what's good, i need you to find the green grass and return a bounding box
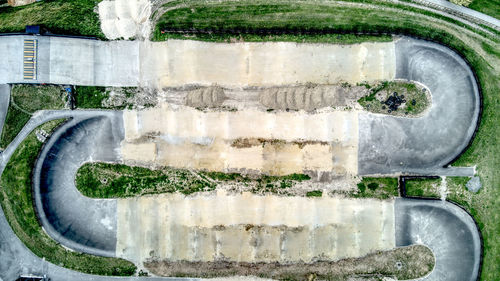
[12,84,65,113]
[0,120,136,275]
[306,190,323,197]
[0,0,104,38]
[405,178,441,197]
[0,85,65,149]
[357,81,429,116]
[74,86,144,109]
[76,163,313,198]
[153,3,500,277]
[156,32,392,44]
[469,0,500,20]
[74,86,109,109]
[76,162,217,198]
[352,177,399,199]
[203,171,311,194]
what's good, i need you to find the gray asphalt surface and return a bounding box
[33,113,124,257]
[410,0,500,29]
[0,84,10,146]
[358,38,480,176]
[395,198,481,281]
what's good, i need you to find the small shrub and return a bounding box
[306,190,323,197]
[367,182,379,190]
[357,182,366,193]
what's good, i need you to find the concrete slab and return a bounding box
[395,198,481,281]
[116,192,395,265]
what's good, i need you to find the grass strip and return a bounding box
[352,177,399,199]
[76,162,216,198]
[76,162,312,198]
[0,120,136,275]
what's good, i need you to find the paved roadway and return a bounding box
[0,84,9,147]
[409,0,500,29]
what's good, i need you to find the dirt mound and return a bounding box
[98,0,152,40]
[185,86,226,108]
[259,85,368,111]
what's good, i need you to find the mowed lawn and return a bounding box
[0,0,104,38]
[469,0,500,20]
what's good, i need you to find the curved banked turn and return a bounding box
[25,37,481,281]
[395,198,481,281]
[33,113,124,257]
[359,38,480,176]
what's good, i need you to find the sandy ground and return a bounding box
[120,103,359,176]
[7,0,35,6]
[116,190,395,265]
[139,40,396,89]
[98,0,152,40]
[145,245,432,280]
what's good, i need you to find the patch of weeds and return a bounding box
[306,190,322,197]
[352,177,398,199]
[405,178,441,198]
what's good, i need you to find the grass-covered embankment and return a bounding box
[469,0,500,20]
[0,85,65,149]
[153,1,500,279]
[0,120,136,275]
[0,0,104,38]
[76,162,312,198]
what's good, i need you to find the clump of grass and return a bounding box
[306,190,322,197]
[352,178,399,200]
[0,119,136,275]
[405,178,441,198]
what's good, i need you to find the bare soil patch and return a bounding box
[144,245,434,280]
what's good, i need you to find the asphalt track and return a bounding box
[0,37,482,280]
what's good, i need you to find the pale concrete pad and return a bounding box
[116,191,395,265]
[0,36,23,84]
[121,103,359,176]
[139,40,396,88]
[48,37,140,86]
